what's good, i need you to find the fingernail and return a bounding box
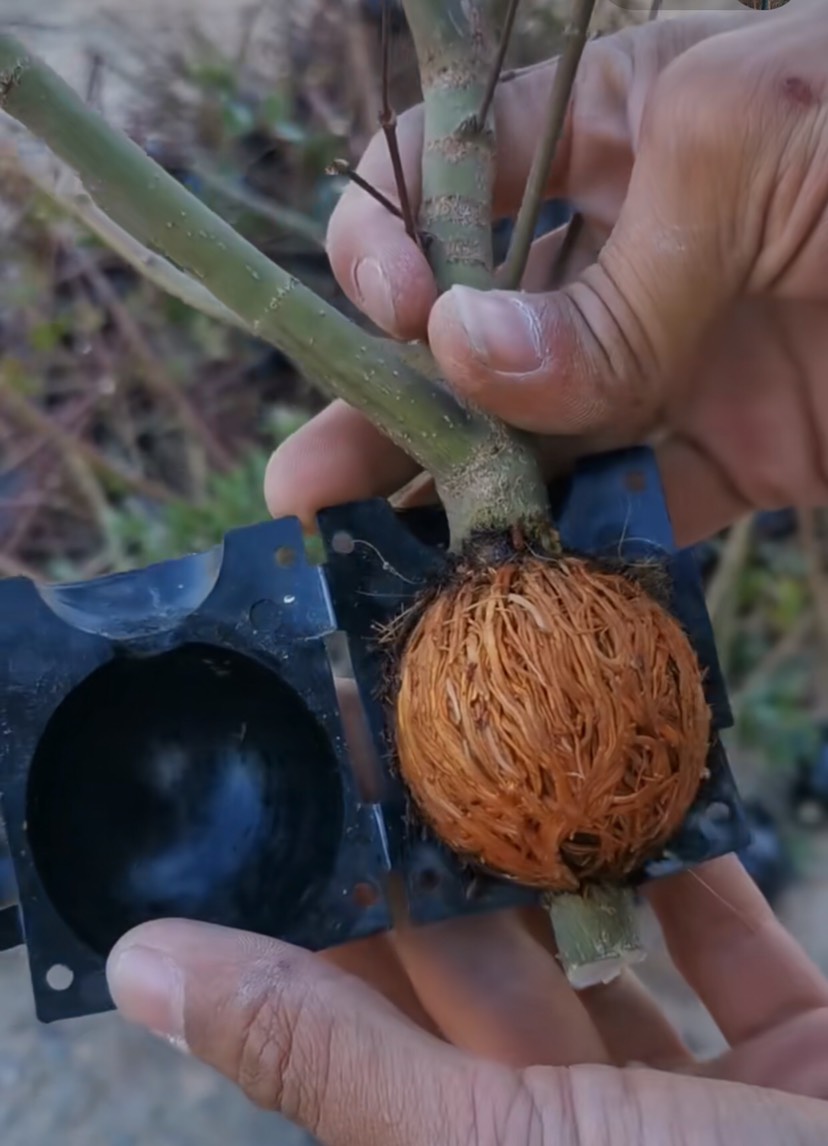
[107,945,186,1045]
[447,287,544,373]
[354,257,397,331]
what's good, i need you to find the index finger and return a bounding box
[646,855,828,1047]
[326,56,569,340]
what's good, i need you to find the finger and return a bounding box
[424,59,756,443]
[326,58,573,339]
[388,908,609,1068]
[327,10,749,340]
[319,934,442,1038]
[517,906,690,1068]
[655,435,752,548]
[265,400,419,526]
[695,1008,828,1100]
[528,1061,828,1144]
[503,217,599,295]
[646,856,828,1047]
[106,919,482,1146]
[580,972,690,1069]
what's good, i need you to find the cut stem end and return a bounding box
[546,885,646,988]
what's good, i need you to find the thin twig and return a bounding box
[327,158,405,220]
[345,0,381,143]
[84,51,104,109]
[235,1,268,71]
[798,508,828,718]
[77,251,233,476]
[706,516,753,625]
[0,382,172,504]
[475,0,521,131]
[500,0,597,290]
[731,608,812,720]
[2,143,251,333]
[0,387,116,552]
[547,210,584,290]
[706,515,754,672]
[379,0,419,244]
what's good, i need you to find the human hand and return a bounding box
[266,0,828,549]
[105,857,828,1145]
[104,7,828,1142]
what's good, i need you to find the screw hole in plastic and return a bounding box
[46,964,74,992]
[274,545,296,568]
[331,531,355,556]
[352,881,380,909]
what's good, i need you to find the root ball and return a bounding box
[392,554,711,891]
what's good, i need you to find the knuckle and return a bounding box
[558,274,659,435]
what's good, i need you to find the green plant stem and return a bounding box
[545,885,645,988]
[500,0,596,290]
[475,0,521,131]
[402,0,640,974]
[0,31,543,548]
[400,0,555,545]
[402,0,497,292]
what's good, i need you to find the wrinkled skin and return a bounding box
[108,4,828,1144]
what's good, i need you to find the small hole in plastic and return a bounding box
[46,964,74,992]
[416,868,440,893]
[274,545,296,568]
[331,531,355,555]
[353,882,380,909]
[707,801,731,823]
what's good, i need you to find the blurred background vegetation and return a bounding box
[0,0,822,896]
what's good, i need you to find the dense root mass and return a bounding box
[392,554,711,891]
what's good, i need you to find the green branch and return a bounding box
[0,31,545,546]
[402,0,497,292]
[399,0,551,540]
[403,0,643,977]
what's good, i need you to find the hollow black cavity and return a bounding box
[27,643,343,955]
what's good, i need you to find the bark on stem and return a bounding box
[402,0,642,973]
[0,32,542,547]
[402,0,496,291]
[400,0,555,543]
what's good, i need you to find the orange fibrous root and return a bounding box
[388,552,711,892]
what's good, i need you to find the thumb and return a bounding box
[106,919,487,1146]
[426,53,755,439]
